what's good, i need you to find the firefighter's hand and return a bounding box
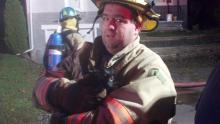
[70,74,108,112]
[79,71,109,99]
[79,70,109,87]
[50,112,66,124]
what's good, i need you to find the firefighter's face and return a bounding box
[101,3,141,55]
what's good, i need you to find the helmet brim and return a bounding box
[91,0,160,20]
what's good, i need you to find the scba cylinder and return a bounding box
[47,33,64,70]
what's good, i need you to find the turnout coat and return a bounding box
[33,36,177,124]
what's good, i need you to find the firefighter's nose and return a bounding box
[108,20,116,31]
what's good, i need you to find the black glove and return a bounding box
[50,112,66,124]
[75,71,109,110]
[85,68,120,93]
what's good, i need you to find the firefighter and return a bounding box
[43,7,91,77]
[33,0,177,124]
[58,6,84,56]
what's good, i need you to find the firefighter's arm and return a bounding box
[32,71,107,114]
[33,52,77,112]
[50,96,135,124]
[49,68,176,124]
[32,64,74,113]
[32,74,59,112]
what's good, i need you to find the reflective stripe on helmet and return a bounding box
[91,0,160,20]
[92,0,147,8]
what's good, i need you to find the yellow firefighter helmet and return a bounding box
[91,0,160,31]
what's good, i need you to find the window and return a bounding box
[64,0,81,11]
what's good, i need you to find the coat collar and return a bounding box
[106,36,141,68]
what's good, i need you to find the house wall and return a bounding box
[31,0,64,13]
[154,0,188,26]
[154,6,187,27]
[156,0,187,6]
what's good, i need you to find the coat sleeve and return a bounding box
[32,57,86,112]
[33,42,93,113]
[32,70,65,112]
[32,51,78,112]
[60,96,135,124]
[32,48,82,112]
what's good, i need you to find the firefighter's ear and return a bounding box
[142,18,159,32]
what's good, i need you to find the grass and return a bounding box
[0,53,44,124]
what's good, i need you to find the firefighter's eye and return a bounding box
[101,15,109,21]
[115,16,130,24]
[100,15,127,24]
[114,17,124,23]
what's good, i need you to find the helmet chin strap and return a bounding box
[87,15,100,34]
[87,7,103,34]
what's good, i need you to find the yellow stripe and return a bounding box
[105,97,135,124]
